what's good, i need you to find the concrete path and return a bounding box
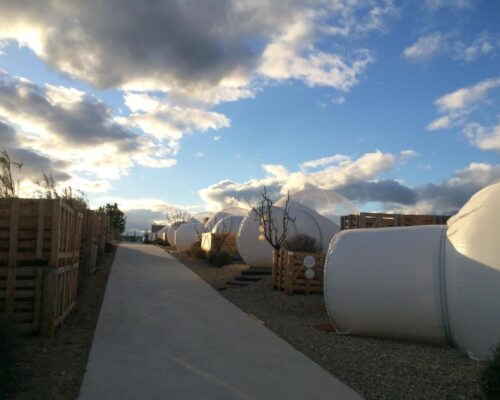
[79,243,362,400]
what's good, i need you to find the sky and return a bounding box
[0,0,499,232]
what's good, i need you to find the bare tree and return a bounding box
[251,186,294,251]
[0,150,23,198]
[165,208,192,228]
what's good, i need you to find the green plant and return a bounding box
[482,342,500,399]
[188,242,206,259]
[98,203,126,233]
[284,234,320,253]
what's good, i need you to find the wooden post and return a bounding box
[40,268,58,337]
[285,251,295,295]
[5,199,19,317]
[36,200,45,259]
[50,200,61,268]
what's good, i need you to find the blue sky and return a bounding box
[0,0,499,231]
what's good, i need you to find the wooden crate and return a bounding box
[82,210,100,244]
[201,233,239,257]
[80,210,99,274]
[272,249,326,295]
[0,266,43,332]
[0,198,83,335]
[97,212,110,255]
[341,212,450,230]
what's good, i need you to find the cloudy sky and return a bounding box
[0,0,499,231]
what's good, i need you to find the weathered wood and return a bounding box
[5,199,19,316]
[36,200,45,258]
[273,249,325,295]
[49,200,62,267]
[40,268,57,337]
[0,199,83,335]
[341,212,450,230]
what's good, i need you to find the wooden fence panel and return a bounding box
[0,198,83,336]
[272,250,325,295]
[341,212,450,230]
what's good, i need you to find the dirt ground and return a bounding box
[2,247,116,400]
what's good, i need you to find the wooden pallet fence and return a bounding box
[0,198,83,336]
[97,212,110,256]
[80,210,99,274]
[272,249,326,295]
[341,212,450,230]
[201,232,239,257]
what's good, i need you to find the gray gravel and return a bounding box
[219,277,486,400]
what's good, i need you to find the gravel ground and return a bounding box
[170,248,487,400]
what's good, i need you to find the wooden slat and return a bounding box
[36,200,45,258]
[5,199,20,316]
[50,200,61,267]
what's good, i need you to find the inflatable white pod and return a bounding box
[276,198,339,252]
[324,182,500,359]
[204,208,248,233]
[157,226,169,241]
[166,225,177,245]
[236,205,325,267]
[175,222,204,253]
[445,182,500,358]
[212,215,244,234]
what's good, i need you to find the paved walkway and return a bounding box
[79,243,362,400]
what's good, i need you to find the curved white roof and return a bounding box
[212,215,244,234]
[175,222,203,252]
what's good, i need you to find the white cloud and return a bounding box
[124,92,230,151]
[0,1,392,104]
[424,0,473,10]
[199,150,416,210]
[463,122,500,152]
[300,155,351,170]
[0,71,180,190]
[453,32,498,62]
[403,32,443,62]
[427,115,451,131]
[427,77,500,152]
[435,78,500,112]
[259,13,373,90]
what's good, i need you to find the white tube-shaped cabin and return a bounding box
[324,182,500,359]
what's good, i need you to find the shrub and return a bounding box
[482,342,500,399]
[208,251,232,267]
[284,234,320,253]
[188,242,206,259]
[105,241,115,253]
[152,238,167,246]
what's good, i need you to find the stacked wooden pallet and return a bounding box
[272,249,326,295]
[80,210,100,275]
[0,198,83,336]
[341,212,450,230]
